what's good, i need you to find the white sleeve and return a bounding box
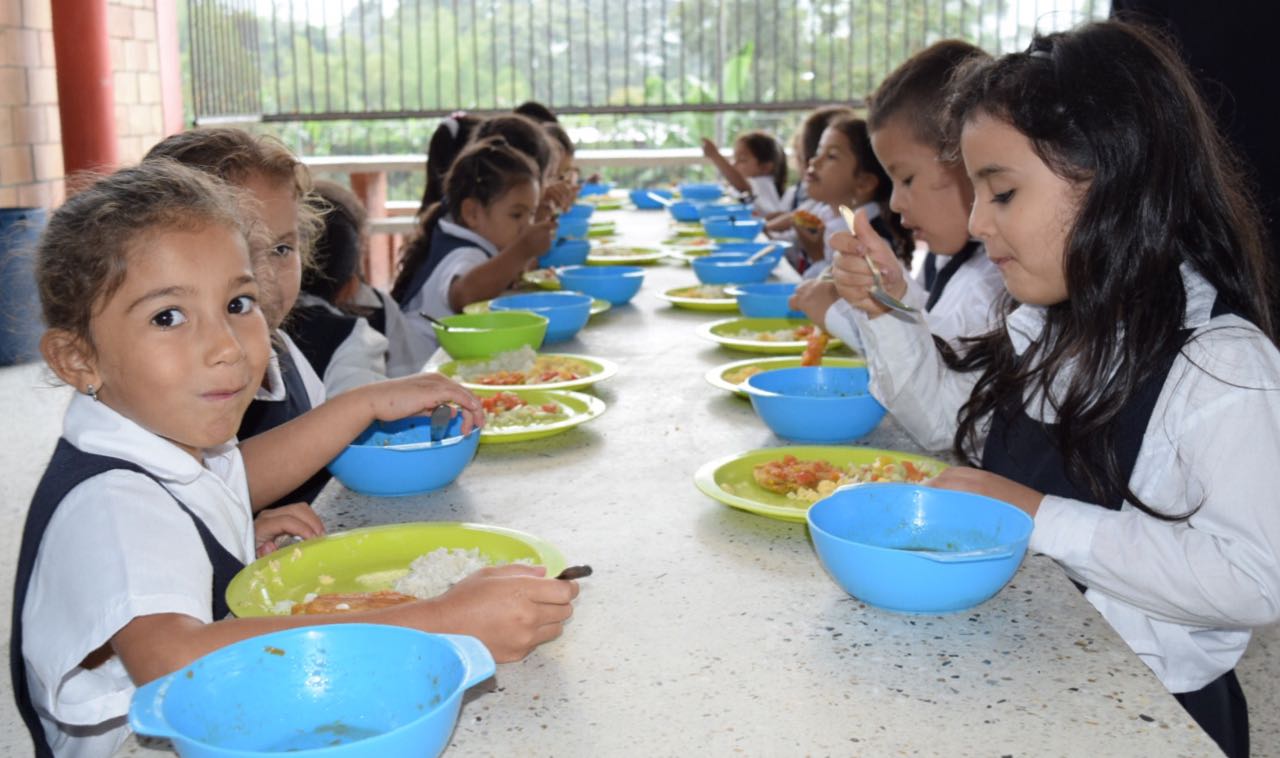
[822,299,865,353]
[854,307,982,452]
[419,247,491,320]
[747,176,785,216]
[22,471,214,726]
[1030,325,1280,628]
[922,255,1006,344]
[322,318,388,395]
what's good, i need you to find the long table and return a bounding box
[115,208,1220,756]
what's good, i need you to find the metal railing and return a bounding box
[185,0,1107,125]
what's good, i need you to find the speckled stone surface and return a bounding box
[1,209,1274,756]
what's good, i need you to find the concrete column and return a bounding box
[50,0,118,178]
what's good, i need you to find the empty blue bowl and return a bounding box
[698,203,754,221]
[714,240,793,259]
[538,239,590,268]
[727,282,805,318]
[667,200,704,223]
[130,624,495,757]
[580,182,612,196]
[556,215,590,240]
[678,182,724,202]
[559,202,594,220]
[691,253,777,285]
[704,217,765,240]
[808,484,1034,614]
[491,291,592,343]
[328,415,479,496]
[630,188,673,209]
[556,265,645,305]
[742,366,886,442]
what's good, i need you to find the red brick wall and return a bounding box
[0,0,168,210]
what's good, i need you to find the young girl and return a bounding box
[700,131,789,217]
[833,22,1280,757]
[766,105,851,240]
[791,116,907,279]
[11,161,580,757]
[418,112,481,214]
[392,137,556,357]
[143,128,354,510]
[792,41,1005,348]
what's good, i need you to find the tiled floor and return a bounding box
[0,360,1276,756]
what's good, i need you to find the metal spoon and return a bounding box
[418,312,485,332]
[428,404,452,443]
[836,205,918,315]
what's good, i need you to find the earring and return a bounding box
[86,384,98,401]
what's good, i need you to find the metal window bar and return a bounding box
[184,0,1108,127]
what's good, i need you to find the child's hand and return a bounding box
[789,280,839,329]
[429,564,579,662]
[355,374,485,432]
[794,221,826,261]
[765,214,794,233]
[538,181,577,218]
[512,217,559,262]
[928,467,1045,517]
[700,137,720,160]
[829,208,908,316]
[253,503,325,557]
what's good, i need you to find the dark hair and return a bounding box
[798,106,854,167]
[735,130,787,196]
[392,137,539,302]
[544,122,574,158]
[514,100,558,124]
[939,21,1275,518]
[305,180,366,303]
[419,114,481,214]
[144,127,321,269]
[826,115,912,264]
[36,160,251,347]
[475,114,553,177]
[868,39,989,150]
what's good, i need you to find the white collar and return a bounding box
[438,215,500,257]
[256,345,287,401]
[1004,263,1218,355]
[62,393,238,486]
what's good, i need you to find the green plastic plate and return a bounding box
[435,352,618,391]
[704,355,867,397]
[476,388,606,443]
[696,317,843,354]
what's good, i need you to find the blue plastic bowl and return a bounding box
[698,203,754,221]
[556,265,645,305]
[704,217,765,240]
[691,253,777,285]
[490,291,592,343]
[678,182,724,202]
[580,182,613,196]
[667,201,704,223]
[714,240,793,259]
[129,624,495,757]
[538,239,590,268]
[556,215,590,241]
[559,202,594,220]
[727,282,805,318]
[328,415,479,496]
[630,188,673,209]
[808,484,1034,614]
[742,366,887,442]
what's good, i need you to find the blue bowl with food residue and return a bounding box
[559,202,594,221]
[327,414,479,496]
[704,217,765,240]
[714,240,793,259]
[580,182,613,197]
[129,624,495,757]
[698,203,754,221]
[808,484,1033,614]
[556,215,590,241]
[667,200,704,223]
[678,182,724,202]
[557,265,645,305]
[742,366,886,442]
[538,239,590,268]
[691,253,777,285]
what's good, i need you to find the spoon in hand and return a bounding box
[836,205,918,315]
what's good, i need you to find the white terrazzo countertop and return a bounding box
[0,208,1227,756]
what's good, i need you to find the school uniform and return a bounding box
[351,283,430,376]
[822,240,1005,351]
[851,265,1280,758]
[745,175,786,217]
[397,217,500,359]
[12,394,255,757]
[238,330,328,509]
[286,292,388,396]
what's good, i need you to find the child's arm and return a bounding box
[700,138,751,193]
[109,564,581,684]
[238,373,484,510]
[449,218,557,310]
